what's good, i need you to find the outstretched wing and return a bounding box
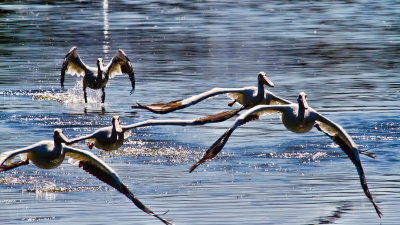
[189,105,287,172]
[0,146,33,170]
[314,115,375,158]
[61,46,93,87]
[121,119,199,132]
[266,90,293,105]
[132,87,252,114]
[121,109,243,134]
[191,108,244,125]
[314,113,382,217]
[105,49,135,94]
[67,133,96,146]
[64,146,172,225]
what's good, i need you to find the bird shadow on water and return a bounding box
[304,202,353,225]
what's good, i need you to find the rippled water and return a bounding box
[0,1,399,224]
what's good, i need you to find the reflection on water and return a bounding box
[102,0,110,56]
[0,0,399,224]
[312,202,352,225]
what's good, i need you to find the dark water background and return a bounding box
[0,1,399,224]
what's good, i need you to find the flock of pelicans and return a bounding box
[0,47,382,224]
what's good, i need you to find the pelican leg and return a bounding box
[83,84,88,103]
[228,100,236,107]
[87,141,95,149]
[0,159,29,172]
[101,87,105,103]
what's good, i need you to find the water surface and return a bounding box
[0,1,399,224]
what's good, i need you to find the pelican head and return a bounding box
[96,58,104,71]
[112,116,123,133]
[258,72,275,87]
[53,129,70,145]
[297,92,309,109]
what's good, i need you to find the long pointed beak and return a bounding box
[60,132,70,143]
[261,74,275,87]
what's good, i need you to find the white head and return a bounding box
[112,116,123,133]
[297,92,309,109]
[96,58,104,71]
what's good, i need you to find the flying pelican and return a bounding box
[61,46,135,103]
[0,129,172,225]
[189,92,381,218]
[68,113,243,151]
[132,72,291,122]
[69,116,126,151]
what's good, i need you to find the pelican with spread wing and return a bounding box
[189,92,381,218]
[0,129,172,225]
[132,72,291,122]
[61,46,135,103]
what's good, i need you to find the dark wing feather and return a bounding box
[77,161,172,224]
[65,147,172,224]
[0,159,29,172]
[106,49,135,94]
[193,108,243,125]
[190,128,234,173]
[314,115,382,217]
[132,87,251,114]
[315,123,375,158]
[189,111,260,172]
[190,105,284,172]
[132,100,185,114]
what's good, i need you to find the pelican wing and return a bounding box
[191,108,244,125]
[121,109,244,134]
[64,146,172,225]
[226,88,256,106]
[132,87,252,114]
[105,49,135,94]
[0,146,33,170]
[314,114,376,159]
[314,114,382,217]
[121,119,199,132]
[190,105,287,172]
[67,133,96,146]
[61,47,93,87]
[67,126,113,146]
[266,91,293,105]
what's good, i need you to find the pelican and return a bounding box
[189,92,381,218]
[68,113,243,151]
[61,46,135,103]
[132,72,291,122]
[69,116,125,151]
[0,129,172,225]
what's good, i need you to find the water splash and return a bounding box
[258,151,328,162]
[23,217,56,222]
[0,81,103,106]
[107,140,204,163]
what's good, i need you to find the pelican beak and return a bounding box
[59,132,70,143]
[113,117,123,133]
[259,72,275,87]
[298,93,309,109]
